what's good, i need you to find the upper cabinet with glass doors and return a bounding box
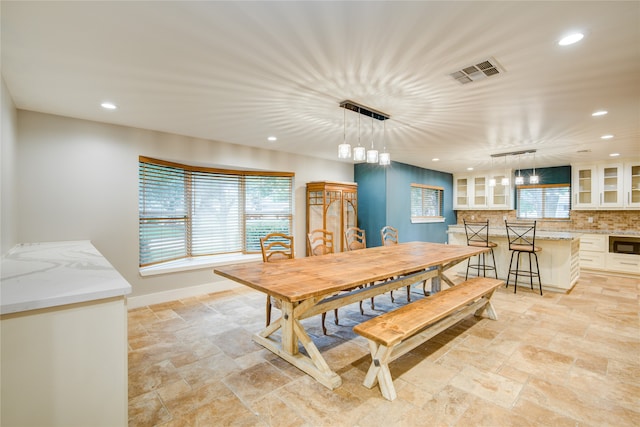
[572,161,639,209]
[625,162,640,208]
[453,170,513,210]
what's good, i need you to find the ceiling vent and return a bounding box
[450,57,503,84]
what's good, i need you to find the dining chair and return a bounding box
[345,227,373,312]
[307,228,335,256]
[379,226,428,300]
[345,227,366,251]
[505,221,543,295]
[307,229,340,334]
[463,219,498,279]
[260,233,294,327]
[380,225,399,247]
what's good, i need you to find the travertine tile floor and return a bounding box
[128,272,640,426]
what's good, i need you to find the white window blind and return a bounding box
[517,184,570,219]
[139,157,293,267]
[411,184,444,219]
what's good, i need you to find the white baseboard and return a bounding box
[127,279,241,309]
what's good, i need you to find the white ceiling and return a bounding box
[2,1,639,174]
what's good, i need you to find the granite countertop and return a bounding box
[568,229,640,237]
[447,225,579,240]
[1,240,132,315]
[448,225,639,240]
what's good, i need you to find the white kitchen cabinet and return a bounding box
[572,164,599,209]
[572,161,639,209]
[453,170,513,210]
[472,176,488,207]
[579,234,606,269]
[598,163,624,207]
[607,253,640,274]
[579,233,640,276]
[624,162,640,208]
[488,171,513,209]
[1,241,131,427]
[453,176,470,209]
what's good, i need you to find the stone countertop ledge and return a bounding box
[447,225,578,241]
[1,240,132,315]
[447,225,640,239]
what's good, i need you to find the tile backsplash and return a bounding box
[456,210,639,233]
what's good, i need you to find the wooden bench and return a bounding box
[353,277,504,401]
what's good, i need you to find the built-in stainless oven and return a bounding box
[609,236,640,255]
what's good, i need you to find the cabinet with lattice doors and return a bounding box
[306,181,358,254]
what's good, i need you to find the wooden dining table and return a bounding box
[214,241,490,390]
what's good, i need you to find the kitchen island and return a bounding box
[447,225,581,293]
[1,240,131,427]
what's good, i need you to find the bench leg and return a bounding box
[473,292,498,321]
[363,342,397,401]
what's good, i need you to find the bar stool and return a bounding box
[463,220,498,279]
[505,220,543,295]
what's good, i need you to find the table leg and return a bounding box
[280,301,298,355]
[431,266,442,293]
[252,297,342,390]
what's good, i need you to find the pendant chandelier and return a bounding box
[338,100,390,165]
[490,149,538,185]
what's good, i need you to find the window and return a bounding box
[139,157,293,267]
[517,184,570,219]
[410,184,445,223]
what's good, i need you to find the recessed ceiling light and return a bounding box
[559,33,584,46]
[432,158,440,162]
[592,110,608,117]
[100,102,117,110]
[267,136,277,142]
[467,167,474,171]
[609,153,620,157]
[601,134,614,139]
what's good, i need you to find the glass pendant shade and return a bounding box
[338,143,351,159]
[366,116,378,163]
[515,175,524,185]
[488,178,496,187]
[529,152,539,184]
[337,107,351,159]
[353,146,366,162]
[379,151,390,166]
[366,149,378,163]
[501,177,509,186]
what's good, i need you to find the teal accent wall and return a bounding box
[515,165,571,186]
[355,161,455,247]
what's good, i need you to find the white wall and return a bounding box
[15,111,353,297]
[1,78,18,254]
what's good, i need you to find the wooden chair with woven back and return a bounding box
[260,233,294,327]
[380,225,429,299]
[344,227,372,312]
[307,229,342,334]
